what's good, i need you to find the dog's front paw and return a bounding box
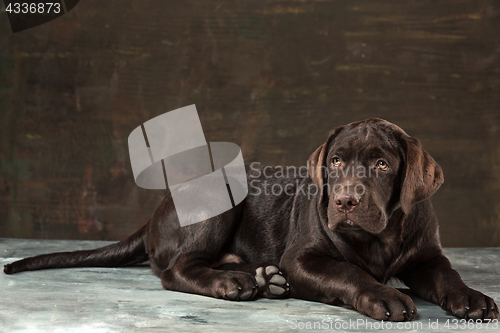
[255,265,289,298]
[355,286,417,322]
[440,288,499,320]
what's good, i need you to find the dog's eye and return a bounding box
[376,160,388,170]
[332,157,341,167]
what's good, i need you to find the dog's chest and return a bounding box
[342,232,405,283]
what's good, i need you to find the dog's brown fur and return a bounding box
[5,118,498,321]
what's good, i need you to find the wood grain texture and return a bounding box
[0,0,499,246]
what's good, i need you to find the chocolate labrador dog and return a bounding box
[4,118,498,322]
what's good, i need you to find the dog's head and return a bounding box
[307,118,444,234]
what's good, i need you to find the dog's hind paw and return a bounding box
[255,265,289,298]
[221,271,259,301]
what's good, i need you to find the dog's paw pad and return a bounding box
[255,265,289,299]
[255,267,266,287]
[269,285,286,295]
[270,274,286,285]
[265,265,279,275]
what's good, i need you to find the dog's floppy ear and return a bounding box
[398,135,444,214]
[307,126,344,204]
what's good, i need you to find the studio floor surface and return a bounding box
[0,238,499,333]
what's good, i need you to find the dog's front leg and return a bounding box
[280,249,417,321]
[397,254,499,320]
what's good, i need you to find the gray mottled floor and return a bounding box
[0,238,499,332]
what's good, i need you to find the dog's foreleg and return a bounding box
[280,249,417,321]
[397,254,499,320]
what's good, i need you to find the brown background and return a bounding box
[0,0,499,246]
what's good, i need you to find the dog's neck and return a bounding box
[324,207,408,283]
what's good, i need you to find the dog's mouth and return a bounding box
[334,211,387,233]
[336,217,363,231]
[328,201,387,234]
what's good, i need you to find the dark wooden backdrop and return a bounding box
[1,0,499,246]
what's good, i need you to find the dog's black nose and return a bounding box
[335,194,360,213]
